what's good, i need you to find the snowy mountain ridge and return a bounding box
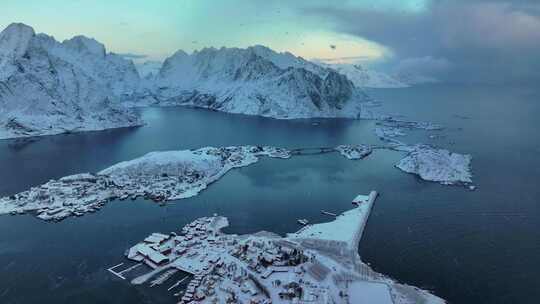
[136,45,368,119]
[0,23,142,139]
[0,23,374,139]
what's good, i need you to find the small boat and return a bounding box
[297,219,309,225]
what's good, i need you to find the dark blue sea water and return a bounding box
[0,84,538,304]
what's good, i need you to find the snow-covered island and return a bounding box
[0,23,142,139]
[0,144,474,221]
[367,115,472,186]
[335,142,473,186]
[395,144,473,185]
[0,146,290,221]
[109,192,445,304]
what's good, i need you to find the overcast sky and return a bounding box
[2,0,539,84]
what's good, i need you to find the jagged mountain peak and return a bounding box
[0,23,35,57]
[171,49,189,58]
[160,45,329,82]
[150,45,365,119]
[0,22,35,39]
[62,35,106,58]
[247,45,327,76]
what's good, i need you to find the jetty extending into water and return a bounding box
[290,191,378,253]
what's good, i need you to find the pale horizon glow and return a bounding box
[0,0,403,63]
[5,0,534,83]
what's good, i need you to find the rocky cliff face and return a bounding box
[0,23,142,139]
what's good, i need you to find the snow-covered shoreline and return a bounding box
[0,120,144,141]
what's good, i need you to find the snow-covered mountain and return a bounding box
[1,23,373,138]
[0,23,142,139]
[138,45,368,119]
[322,63,409,89]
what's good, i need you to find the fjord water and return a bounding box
[0,85,539,304]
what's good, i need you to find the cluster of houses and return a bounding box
[124,214,352,304]
[1,173,113,221]
[1,164,210,221]
[1,145,295,222]
[113,192,424,304]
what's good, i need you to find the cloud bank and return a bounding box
[304,0,540,84]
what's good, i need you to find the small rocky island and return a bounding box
[396,145,473,185]
[108,192,445,303]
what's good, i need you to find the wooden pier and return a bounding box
[107,263,126,280]
[107,262,143,280]
[167,275,190,291]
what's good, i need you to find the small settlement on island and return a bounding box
[108,192,446,304]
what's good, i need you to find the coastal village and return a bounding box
[0,146,292,221]
[108,192,445,304]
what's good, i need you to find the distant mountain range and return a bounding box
[2,23,419,139]
[133,45,367,119]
